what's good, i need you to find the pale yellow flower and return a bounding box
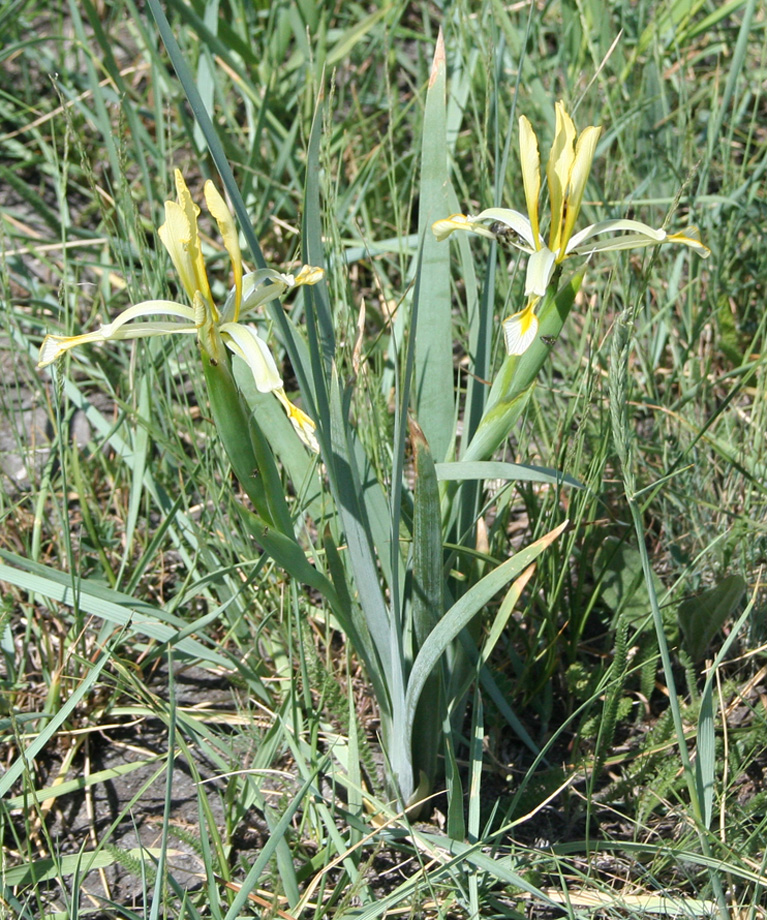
[39,169,322,450]
[433,102,710,355]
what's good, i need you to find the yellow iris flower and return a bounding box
[433,102,710,355]
[38,169,322,450]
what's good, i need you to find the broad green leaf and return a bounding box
[327,373,392,678]
[203,351,276,529]
[404,521,568,745]
[409,418,444,790]
[695,684,716,828]
[443,712,465,841]
[232,355,323,521]
[595,536,669,633]
[678,575,746,662]
[302,95,335,362]
[414,28,453,463]
[411,419,444,648]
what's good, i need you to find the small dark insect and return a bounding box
[489,221,523,245]
[251,468,260,478]
[540,335,557,346]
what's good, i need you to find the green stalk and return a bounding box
[202,351,292,535]
[462,271,581,464]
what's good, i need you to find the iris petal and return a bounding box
[432,213,497,242]
[158,201,199,305]
[518,115,541,247]
[474,207,539,250]
[502,302,540,356]
[205,181,243,322]
[561,125,601,249]
[524,247,557,297]
[220,321,283,393]
[546,102,577,254]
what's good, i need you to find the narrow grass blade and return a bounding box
[0,554,230,667]
[436,460,584,489]
[695,585,755,829]
[325,7,389,66]
[0,644,113,798]
[119,374,151,581]
[1,848,183,887]
[149,653,177,920]
[467,686,484,916]
[221,760,328,920]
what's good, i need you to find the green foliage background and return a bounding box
[1,0,766,917]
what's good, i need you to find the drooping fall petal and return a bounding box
[502,301,540,356]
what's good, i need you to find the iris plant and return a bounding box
[38,169,322,449]
[433,102,710,354]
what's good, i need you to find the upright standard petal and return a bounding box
[205,181,243,322]
[561,124,601,251]
[518,115,542,248]
[546,102,577,255]
[158,201,199,306]
[172,169,213,310]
